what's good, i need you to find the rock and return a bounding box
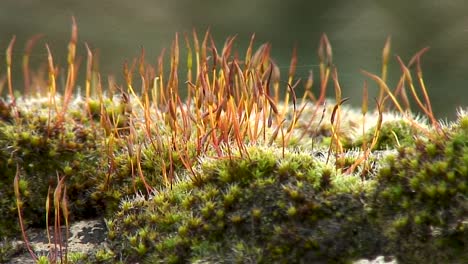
[5,219,107,264]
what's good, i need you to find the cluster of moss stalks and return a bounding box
[0,96,160,238]
[0,24,467,263]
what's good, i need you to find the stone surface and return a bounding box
[354,256,397,264]
[5,219,107,264]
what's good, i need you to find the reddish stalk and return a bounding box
[14,165,38,262]
[22,34,44,96]
[61,17,78,125]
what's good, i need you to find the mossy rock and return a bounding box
[107,146,384,263]
[0,97,173,239]
[370,113,468,263]
[0,107,109,237]
[105,115,468,263]
[0,27,467,263]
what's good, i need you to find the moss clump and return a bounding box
[0,101,105,237]
[107,146,384,263]
[105,113,468,263]
[371,113,468,263]
[0,97,173,238]
[351,119,422,150]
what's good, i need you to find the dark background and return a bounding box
[1,0,467,119]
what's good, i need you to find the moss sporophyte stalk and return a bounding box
[0,19,466,264]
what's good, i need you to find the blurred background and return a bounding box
[1,0,467,119]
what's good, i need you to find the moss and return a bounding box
[0,110,103,236]
[107,146,384,263]
[100,113,468,263]
[1,27,466,264]
[371,115,468,263]
[0,97,174,238]
[352,119,422,150]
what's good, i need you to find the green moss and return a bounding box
[106,146,383,263]
[94,248,115,262]
[101,114,468,263]
[36,256,50,264]
[352,120,421,150]
[0,97,173,238]
[371,116,468,263]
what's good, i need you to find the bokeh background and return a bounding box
[1,0,467,119]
